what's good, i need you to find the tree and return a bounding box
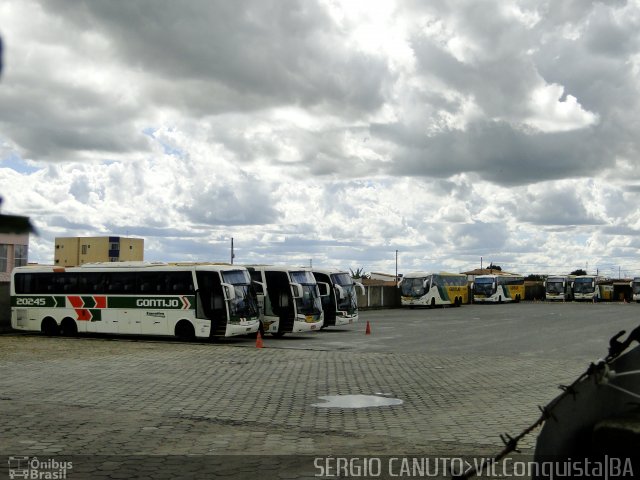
[525,274,545,281]
[570,269,587,276]
[487,263,502,271]
[350,267,369,279]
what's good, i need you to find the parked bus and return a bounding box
[544,275,575,301]
[573,275,607,301]
[10,262,261,339]
[312,269,365,327]
[472,274,524,303]
[399,272,468,307]
[247,265,325,336]
[631,277,640,303]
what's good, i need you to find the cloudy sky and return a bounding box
[1,0,640,277]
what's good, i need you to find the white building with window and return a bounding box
[0,233,29,283]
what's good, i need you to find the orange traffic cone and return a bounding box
[256,331,264,348]
[365,321,371,335]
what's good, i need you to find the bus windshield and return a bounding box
[221,270,259,319]
[290,271,322,316]
[331,273,353,286]
[474,277,495,296]
[633,281,640,295]
[573,278,594,294]
[400,277,426,298]
[546,280,564,294]
[331,273,357,314]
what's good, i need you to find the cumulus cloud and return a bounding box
[2,0,640,276]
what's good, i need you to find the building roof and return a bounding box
[462,268,519,276]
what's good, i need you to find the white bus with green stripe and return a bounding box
[247,265,326,336]
[10,262,260,339]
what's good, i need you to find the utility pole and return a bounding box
[230,237,235,265]
[395,250,398,286]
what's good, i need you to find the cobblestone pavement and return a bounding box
[0,303,635,479]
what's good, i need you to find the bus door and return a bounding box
[314,272,336,326]
[265,271,295,333]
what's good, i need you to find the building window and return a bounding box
[109,242,120,251]
[81,245,88,255]
[0,244,7,273]
[14,245,28,267]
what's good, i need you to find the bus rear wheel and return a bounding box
[41,317,59,336]
[175,320,195,341]
[430,298,436,308]
[60,318,78,336]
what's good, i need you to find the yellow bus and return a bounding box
[472,274,524,303]
[399,272,468,307]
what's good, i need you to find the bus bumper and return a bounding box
[225,320,260,337]
[334,314,359,326]
[292,318,323,332]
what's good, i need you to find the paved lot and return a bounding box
[0,302,638,479]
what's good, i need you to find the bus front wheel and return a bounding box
[175,320,195,341]
[430,298,436,308]
[41,317,59,336]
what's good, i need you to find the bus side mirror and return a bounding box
[318,282,330,297]
[630,281,633,288]
[470,282,474,290]
[221,283,236,301]
[291,283,303,299]
[334,284,344,299]
[355,282,365,296]
[492,283,496,289]
[252,280,264,295]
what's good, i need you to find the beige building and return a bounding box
[0,233,29,282]
[54,236,144,267]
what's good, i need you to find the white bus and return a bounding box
[472,274,524,303]
[247,265,325,336]
[631,277,640,303]
[544,275,575,301]
[573,275,606,301]
[399,272,469,308]
[10,262,261,339]
[312,269,365,327]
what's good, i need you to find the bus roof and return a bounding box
[402,271,466,278]
[245,264,312,272]
[312,268,349,275]
[12,262,247,273]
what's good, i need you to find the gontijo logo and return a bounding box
[136,297,191,309]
